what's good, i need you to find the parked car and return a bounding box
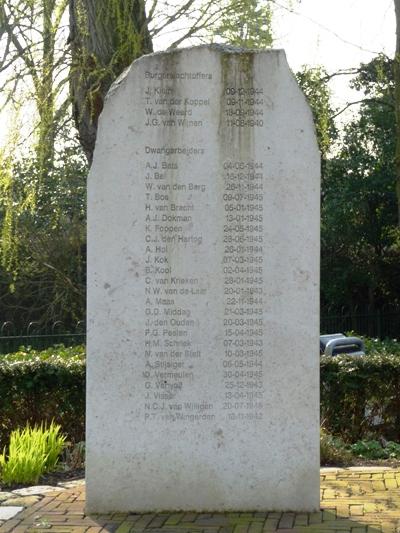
[320,333,365,357]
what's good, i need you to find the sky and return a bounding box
[273,0,394,70]
[154,0,395,114]
[270,0,395,110]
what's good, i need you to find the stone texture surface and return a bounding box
[0,470,399,531]
[2,496,40,507]
[0,494,14,504]
[87,45,320,512]
[12,486,63,496]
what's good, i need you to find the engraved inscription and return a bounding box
[141,67,267,423]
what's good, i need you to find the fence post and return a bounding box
[377,309,382,339]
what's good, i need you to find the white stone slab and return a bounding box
[12,486,62,496]
[87,45,320,513]
[0,506,24,520]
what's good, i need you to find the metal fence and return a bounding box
[0,321,86,355]
[321,309,400,339]
[1,311,399,354]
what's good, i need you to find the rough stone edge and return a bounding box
[100,44,319,169]
[0,479,84,502]
[106,44,286,102]
[11,485,63,496]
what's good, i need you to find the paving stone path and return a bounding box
[0,468,399,532]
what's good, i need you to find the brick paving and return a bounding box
[0,468,400,532]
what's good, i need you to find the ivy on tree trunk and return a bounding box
[69,0,153,163]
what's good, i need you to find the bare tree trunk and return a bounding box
[394,0,400,224]
[37,0,56,177]
[69,0,153,163]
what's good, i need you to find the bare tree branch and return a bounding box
[150,0,196,37]
[331,98,395,120]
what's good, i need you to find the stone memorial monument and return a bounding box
[87,45,320,513]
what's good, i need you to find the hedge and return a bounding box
[0,346,85,446]
[321,354,400,441]
[1,346,400,445]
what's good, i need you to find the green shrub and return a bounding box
[320,428,352,465]
[320,428,400,464]
[350,440,400,460]
[321,353,400,441]
[2,344,400,450]
[2,345,85,362]
[0,422,66,485]
[361,336,400,356]
[0,346,85,445]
